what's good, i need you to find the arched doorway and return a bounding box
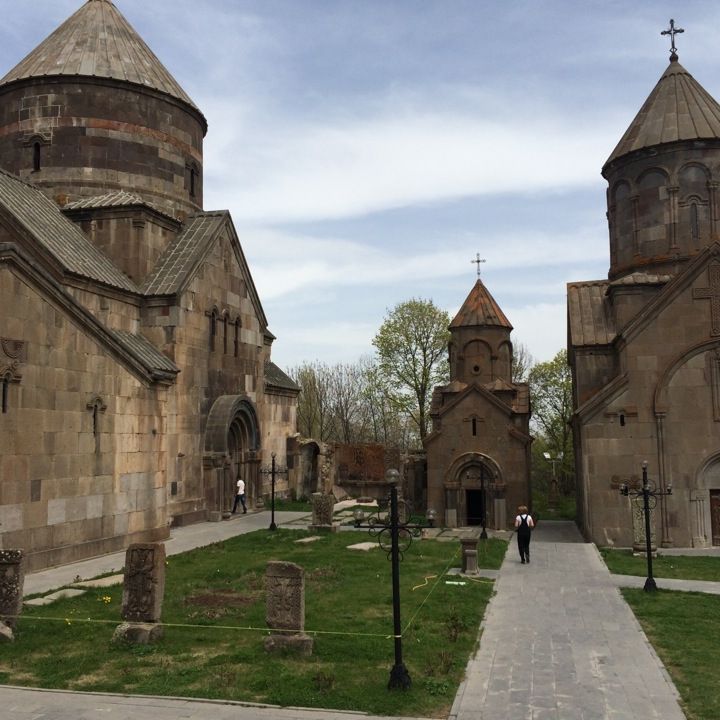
[443,452,504,528]
[695,454,720,546]
[204,395,261,519]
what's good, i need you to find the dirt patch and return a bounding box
[185,590,258,609]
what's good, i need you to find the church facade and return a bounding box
[0,0,298,570]
[424,279,531,529]
[569,52,720,548]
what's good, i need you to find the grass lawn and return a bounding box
[3,530,506,717]
[622,589,720,720]
[600,548,720,581]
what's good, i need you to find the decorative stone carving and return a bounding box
[0,338,25,382]
[112,543,165,644]
[0,549,25,638]
[310,492,336,532]
[264,561,313,655]
[632,502,657,555]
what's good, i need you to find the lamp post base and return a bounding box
[643,576,657,592]
[388,663,412,690]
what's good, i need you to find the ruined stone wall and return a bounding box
[0,266,169,570]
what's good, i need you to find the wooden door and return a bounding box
[711,490,720,546]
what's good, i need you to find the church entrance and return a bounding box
[466,489,485,526]
[711,490,720,546]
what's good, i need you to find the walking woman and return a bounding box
[515,505,534,563]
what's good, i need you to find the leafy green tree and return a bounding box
[372,298,450,440]
[528,349,574,491]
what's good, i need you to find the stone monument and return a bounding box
[460,537,479,575]
[0,549,24,641]
[112,542,166,644]
[632,503,657,555]
[309,492,337,532]
[264,561,313,655]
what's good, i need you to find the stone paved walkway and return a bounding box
[4,516,700,719]
[449,521,686,720]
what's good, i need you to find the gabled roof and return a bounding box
[265,361,300,393]
[0,0,201,116]
[450,279,512,329]
[110,329,179,382]
[141,211,228,296]
[567,280,616,348]
[62,190,178,222]
[141,210,269,329]
[604,58,720,170]
[0,169,136,292]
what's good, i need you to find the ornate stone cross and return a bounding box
[661,19,684,61]
[693,261,720,336]
[471,252,486,278]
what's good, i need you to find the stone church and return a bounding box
[0,0,298,570]
[569,50,720,548]
[424,278,531,528]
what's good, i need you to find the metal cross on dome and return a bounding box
[471,253,486,278]
[661,19,684,61]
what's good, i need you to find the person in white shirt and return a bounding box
[232,476,247,514]
[514,505,534,563]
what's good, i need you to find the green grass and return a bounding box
[622,589,720,720]
[601,548,720,581]
[5,530,507,717]
[271,498,312,512]
[531,492,576,521]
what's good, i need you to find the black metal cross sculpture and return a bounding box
[661,19,684,61]
[353,468,431,690]
[619,461,672,592]
[259,452,287,531]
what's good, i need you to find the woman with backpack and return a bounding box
[515,505,534,563]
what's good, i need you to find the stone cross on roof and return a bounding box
[471,253,486,278]
[661,19,684,61]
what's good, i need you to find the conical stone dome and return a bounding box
[0,0,206,217]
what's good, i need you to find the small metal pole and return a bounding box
[388,484,411,690]
[269,452,277,531]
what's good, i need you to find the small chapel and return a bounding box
[0,0,298,570]
[569,32,720,548]
[424,276,531,528]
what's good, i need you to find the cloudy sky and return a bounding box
[3,1,720,371]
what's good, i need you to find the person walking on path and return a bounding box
[514,505,534,563]
[232,476,247,514]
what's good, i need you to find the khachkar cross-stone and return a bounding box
[693,261,720,336]
[471,252,486,278]
[661,19,684,61]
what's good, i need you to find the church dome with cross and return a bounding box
[603,20,720,281]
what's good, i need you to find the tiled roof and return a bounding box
[63,190,177,220]
[0,0,201,114]
[605,59,720,169]
[264,362,300,392]
[0,169,136,292]
[110,329,179,380]
[141,211,227,295]
[450,279,512,329]
[567,280,616,347]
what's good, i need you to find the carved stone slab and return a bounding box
[460,537,479,575]
[310,492,336,531]
[632,503,657,554]
[120,543,165,623]
[0,549,25,631]
[264,560,313,655]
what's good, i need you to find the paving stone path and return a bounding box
[449,521,686,720]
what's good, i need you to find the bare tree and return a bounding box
[511,339,534,383]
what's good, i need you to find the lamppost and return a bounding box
[543,451,563,508]
[353,468,430,690]
[619,461,672,592]
[259,452,287,531]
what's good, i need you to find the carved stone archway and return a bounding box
[203,395,261,519]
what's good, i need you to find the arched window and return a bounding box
[190,168,196,198]
[1,376,8,413]
[32,142,41,172]
[223,314,228,354]
[234,318,241,357]
[209,309,217,351]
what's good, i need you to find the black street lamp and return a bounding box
[260,452,287,531]
[353,468,430,690]
[619,461,672,592]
